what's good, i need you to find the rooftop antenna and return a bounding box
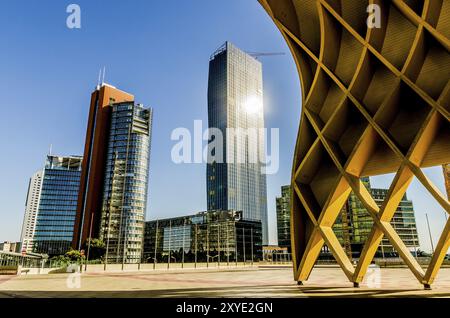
[49,144,53,156]
[97,69,102,88]
[102,66,106,85]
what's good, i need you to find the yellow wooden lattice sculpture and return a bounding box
[259,0,450,288]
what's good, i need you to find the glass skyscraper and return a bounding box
[100,102,153,263]
[207,42,269,244]
[33,155,82,256]
[20,170,43,253]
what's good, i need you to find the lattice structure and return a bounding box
[259,0,450,288]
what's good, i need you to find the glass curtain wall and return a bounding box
[100,102,153,264]
[143,210,262,265]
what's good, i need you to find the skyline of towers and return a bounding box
[206,42,269,245]
[13,43,446,259]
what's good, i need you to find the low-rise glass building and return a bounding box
[143,210,262,264]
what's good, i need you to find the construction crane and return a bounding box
[246,52,286,59]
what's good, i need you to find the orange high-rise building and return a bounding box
[72,83,134,250]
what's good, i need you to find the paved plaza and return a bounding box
[1,266,450,298]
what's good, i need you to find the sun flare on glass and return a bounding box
[244,96,262,114]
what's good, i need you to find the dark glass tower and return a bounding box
[207,42,269,244]
[33,155,82,255]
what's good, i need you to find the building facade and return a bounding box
[33,155,82,256]
[206,42,269,244]
[73,83,153,264]
[333,178,420,257]
[0,242,21,253]
[372,188,420,255]
[276,185,291,251]
[99,102,153,264]
[143,210,262,264]
[20,171,43,253]
[73,83,135,250]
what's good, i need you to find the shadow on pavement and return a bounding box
[1,284,448,298]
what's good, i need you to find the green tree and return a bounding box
[83,238,106,261]
[50,254,70,267]
[65,248,85,262]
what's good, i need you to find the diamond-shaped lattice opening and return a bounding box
[414,30,450,100]
[420,112,450,168]
[322,99,369,166]
[375,82,431,155]
[292,0,321,55]
[350,51,399,116]
[305,69,346,129]
[408,169,449,263]
[436,0,450,39]
[346,126,402,178]
[402,0,425,17]
[295,140,342,219]
[291,185,319,267]
[321,9,364,87]
[369,173,419,258]
[285,35,318,97]
[379,3,418,70]
[332,0,369,37]
[294,115,318,169]
[332,177,374,259]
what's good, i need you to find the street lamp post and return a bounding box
[195,224,198,269]
[426,213,435,254]
[250,228,254,266]
[153,220,159,270]
[217,223,220,267]
[168,220,172,269]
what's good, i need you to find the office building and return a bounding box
[143,210,262,264]
[333,178,420,257]
[372,188,420,255]
[20,171,43,253]
[207,42,269,244]
[276,185,291,251]
[99,102,153,263]
[73,83,135,250]
[262,245,290,262]
[73,83,153,263]
[0,241,21,253]
[33,155,82,255]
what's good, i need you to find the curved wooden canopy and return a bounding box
[259,0,450,287]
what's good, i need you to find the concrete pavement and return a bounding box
[1,266,449,298]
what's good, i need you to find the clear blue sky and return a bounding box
[0,1,447,252]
